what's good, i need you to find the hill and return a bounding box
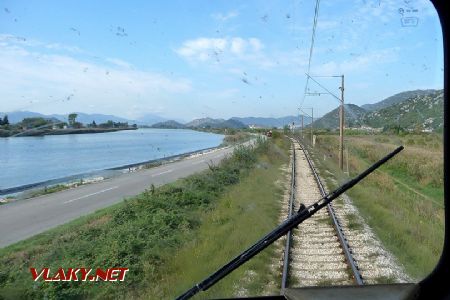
[214,119,247,129]
[0,111,51,124]
[362,89,443,131]
[185,118,247,129]
[312,104,367,129]
[136,113,167,125]
[231,115,311,128]
[185,118,225,128]
[361,89,438,111]
[151,120,186,129]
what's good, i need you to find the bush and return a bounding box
[0,141,271,299]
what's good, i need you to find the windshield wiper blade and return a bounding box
[176,145,404,300]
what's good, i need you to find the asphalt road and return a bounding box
[0,144,244,248]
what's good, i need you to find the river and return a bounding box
[0,128,224,193]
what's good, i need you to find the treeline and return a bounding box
[0,115,9,126]
[0,113,137,137]
[89,120,136,129]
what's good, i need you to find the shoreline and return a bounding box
[2,127,136,138]
[0,144,229,197]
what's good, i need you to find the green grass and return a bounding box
[0,135,289,299]
[221,131,252,146]
[316,217,333,227]
[297,132,444,280]
[346,213,363,231]
[27,184,71,198]
[154,141,289,298]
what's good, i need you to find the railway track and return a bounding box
[279,137,410,290]
[281,138,363,289]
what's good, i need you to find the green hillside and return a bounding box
[361,89,438,111]
[312,104,367,129]
[312,89,443,132]
[363,90,443,132]
[151,120,186,129]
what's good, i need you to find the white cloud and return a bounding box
[0,39,191,119]
[311,47,400,74]
[248,38,263,52]
[176,36,274,68]
[230,38,246,55]
[105,57,132,68]
[0,34,86,54]
[175,36,311,75]
[176,38,228,61]
[211,11,239,22]
[317,20,340,31]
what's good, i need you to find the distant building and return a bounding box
[359,125,382,133]
[249,124,263,129]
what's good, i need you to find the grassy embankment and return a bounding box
[221,131,252,146]
[195,128,253,147]
[0,134,290,299]
[297,132,444,280]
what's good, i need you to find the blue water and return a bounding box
[0,129,223,191]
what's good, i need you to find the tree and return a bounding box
[73,122,83,129]
[91,120,97,128]
[1,115,9,126]
[20,117,48,129]
[68,113,78,127]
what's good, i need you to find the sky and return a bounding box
[0,0,444,121]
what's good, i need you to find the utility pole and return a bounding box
[301,115,304,139]
[311,108,314,146]
[299,107,313,145]
[339,75,344,171]
[304,73,345,168]
[346,148,349,175]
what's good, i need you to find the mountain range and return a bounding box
[1,89,443,132]
[152,118,255,129]
[362,90,443,131]
[361,89,438,111]
[0,111,303,129]
[0,111,167,126]
[231,116,312,128]
[312,104,366,129]
[313,89,444,132]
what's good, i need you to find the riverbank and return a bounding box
[0,128,224,192]
[0,144,230,200]
[0,135,289,299]
[0,141,243,248]
[0,127,136,137]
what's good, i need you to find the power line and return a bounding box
[300,0,321,109]
[305,73,341,102]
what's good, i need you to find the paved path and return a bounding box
[0,144,245,248]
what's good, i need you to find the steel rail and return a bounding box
[175,143,403,300]
[281,140,296,290]
[296,137,364,285]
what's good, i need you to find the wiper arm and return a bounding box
[176,145,404,300]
